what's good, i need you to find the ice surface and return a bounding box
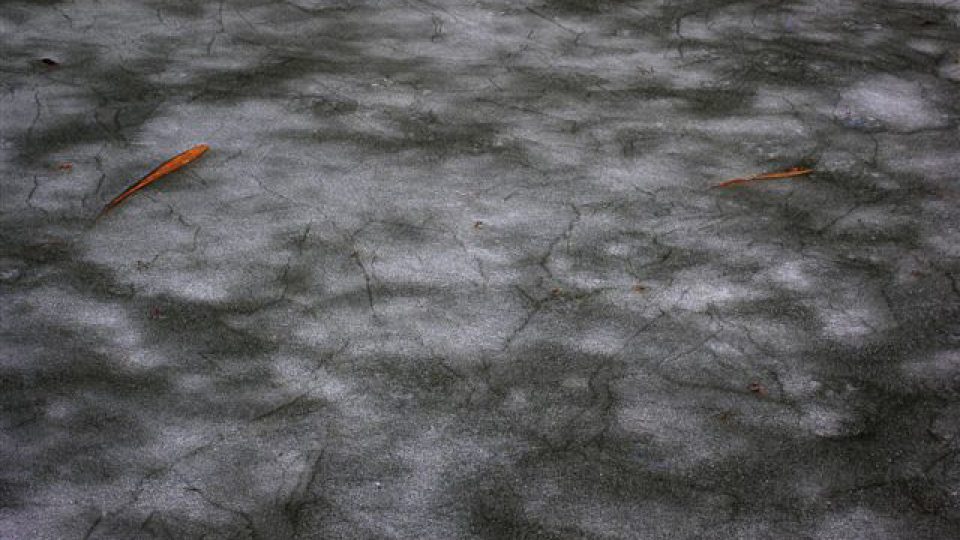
[2,0,959,538]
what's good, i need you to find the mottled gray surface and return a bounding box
[2,0,960,538]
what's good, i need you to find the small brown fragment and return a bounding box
[550,287,562,296]
[715,410,735,423]
[473,221,484,229]
[713,166,814,189]
[632,284,647,293]
[57,163,73,171]
[748,382,768,397]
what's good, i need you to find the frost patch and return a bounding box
[799,404,851,438]
[664,267,765,312]
[820,307,885,339]
[902,350,960,390]
[617,401,745,467]
[938,52,960,82]
[814,507,899,540]
[835,75,949,132]
[761,259,814,292]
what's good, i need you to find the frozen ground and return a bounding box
[2,1,960,538]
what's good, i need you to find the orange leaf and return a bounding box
[97,144,209,220]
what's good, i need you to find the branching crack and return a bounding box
[26,175,47,215]
[538,203,581,280]
[351,249,378,318]
[281,448,327,534]
[26,89,41,143]
[185,486,260,539]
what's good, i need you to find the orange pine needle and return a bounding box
[713,166,813,188]
[96,143,210,219]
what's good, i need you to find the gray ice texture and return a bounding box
[2,1,960,539]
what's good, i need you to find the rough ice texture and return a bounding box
[1,0,959,539]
